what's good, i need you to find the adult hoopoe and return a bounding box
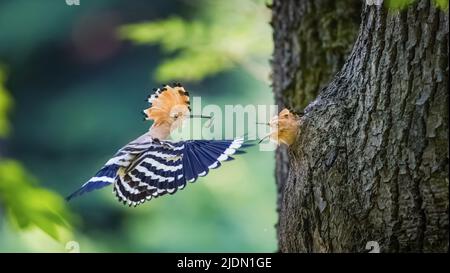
[258,108,300,146]
[66,83,249,207]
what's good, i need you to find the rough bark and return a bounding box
[273,0,449,252]
[271,0,361,224]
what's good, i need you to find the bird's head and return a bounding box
[144,84,211,138]
[167,103,191,131]
[258,108,301,146]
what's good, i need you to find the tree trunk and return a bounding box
[271,0,361,224]
[272,0,449,253]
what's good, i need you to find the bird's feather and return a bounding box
[67,133,249,207]
[114,137,247,207]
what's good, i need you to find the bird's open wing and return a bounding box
[66,134,153,201]
[114,137,249,206]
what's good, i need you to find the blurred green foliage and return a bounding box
[386,0,416,9]
[120,17,234,81]
[0,160,73,242]
[0,66,12,137]
[433,0,449,10]
[0,65,73,243]
[387,0,448,9]
[119,0,272,82]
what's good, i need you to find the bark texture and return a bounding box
[271,0,361,221]
[272,0,449,252]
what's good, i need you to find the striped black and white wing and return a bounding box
[113,140,185,206]
[66,134,154,201]
[114,137,248,207]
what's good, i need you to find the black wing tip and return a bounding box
[65,186,89,202]
[65,190,80,202]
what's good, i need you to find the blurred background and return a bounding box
[0,0,276,252]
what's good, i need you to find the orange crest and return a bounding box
[143,83,191,126]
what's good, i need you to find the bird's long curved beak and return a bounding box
[189,114,212,119]
[256,122,270,126]
[190,114,214,128]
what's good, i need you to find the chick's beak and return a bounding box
[258,132,272,144]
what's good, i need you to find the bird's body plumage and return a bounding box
[67,84,249,206]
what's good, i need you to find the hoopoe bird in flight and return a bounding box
[66,83,249,207]
[258,108,300,146]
